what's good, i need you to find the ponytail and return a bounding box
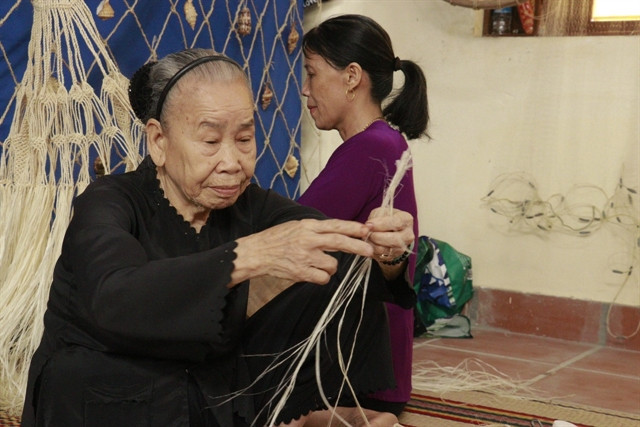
[303,14,430,140]
[383,59,429,140]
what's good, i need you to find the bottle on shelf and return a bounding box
[491,7,513,36]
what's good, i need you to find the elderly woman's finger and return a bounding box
[296,219,374,257]
[301,218,371,238]
[233,218,374,286]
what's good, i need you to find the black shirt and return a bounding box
[22,157,410,426]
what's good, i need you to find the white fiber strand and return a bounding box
[412,358,535,398]
[263,149,413,426]
[318,259,373,426]
[259,256,372,426]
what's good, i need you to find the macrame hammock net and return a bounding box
[0,0,303,413]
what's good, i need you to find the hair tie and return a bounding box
[128,61,156,122]
[393,57,402,71]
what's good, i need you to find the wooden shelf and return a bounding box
[481,0,640,37]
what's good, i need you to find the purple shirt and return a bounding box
[298,120,418,402]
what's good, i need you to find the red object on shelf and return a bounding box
[517,0,535,34]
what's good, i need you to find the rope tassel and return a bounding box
[0,0,141,412]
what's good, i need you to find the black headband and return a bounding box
[154,55,243,120]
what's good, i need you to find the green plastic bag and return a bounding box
[413,236,473,328]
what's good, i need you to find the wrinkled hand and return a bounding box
[232,218,374,286]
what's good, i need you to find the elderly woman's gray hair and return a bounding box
[129,48,250,124]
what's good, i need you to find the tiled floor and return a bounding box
[412,327,640,415]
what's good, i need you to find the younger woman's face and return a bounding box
[301,52,350,132]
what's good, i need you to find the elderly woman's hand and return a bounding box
[231,218,375,287]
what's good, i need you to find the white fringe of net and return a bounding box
[0,0,142,412]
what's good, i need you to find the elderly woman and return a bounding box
[21,48,415,426]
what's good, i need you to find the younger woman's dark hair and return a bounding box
[303,14,429,140]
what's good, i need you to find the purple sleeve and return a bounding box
[297,145,383,222]
[298,127,419,281]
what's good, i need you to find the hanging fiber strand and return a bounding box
[0,0,142,412]
[483,171,639,340]
[218,151,412,426]
[259,149,413,426]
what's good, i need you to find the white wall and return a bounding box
[300,0,640,306]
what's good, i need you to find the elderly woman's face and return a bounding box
[154,76,256,213]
